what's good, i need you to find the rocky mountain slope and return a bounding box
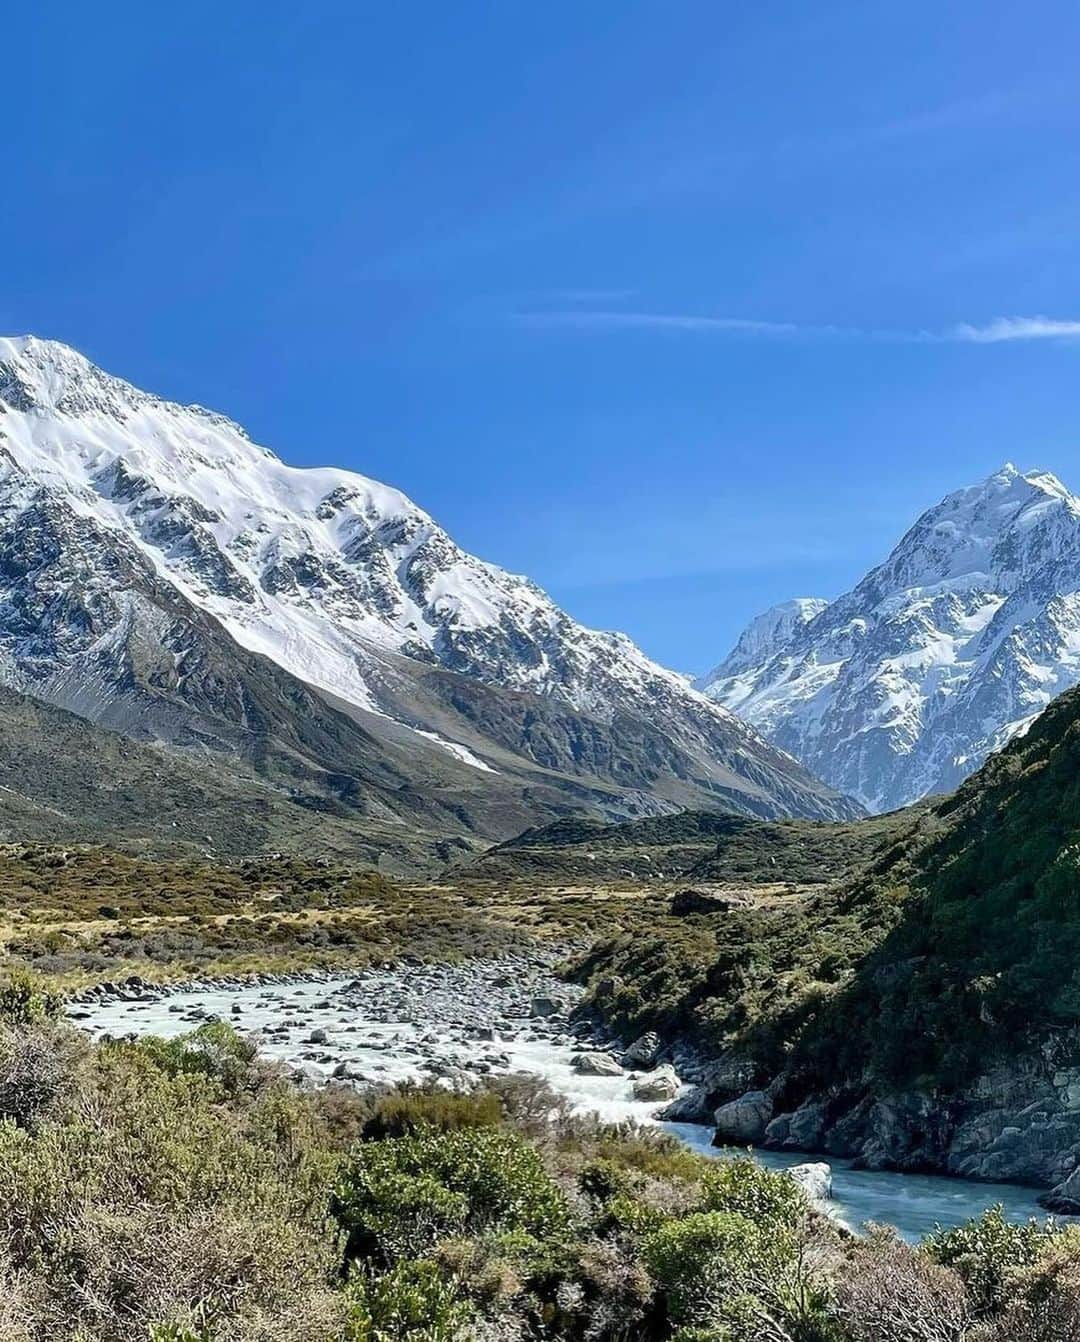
[0,683,468,866]
[700,464,1080,811]
[0,336,857,861]
[578,676,1080,1199]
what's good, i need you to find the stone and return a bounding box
[530,996,563,1019]
[570,1051,624,1077]
[661,1084,712,1123]
[774,1100,828,1151]
[306,1028,329,1045]
[1041,1166,1080,1214]
[670,887,754,916]
[631,1065,680,1102]
[713,1090,773,1144]
[788,1161,833,1202]
[622,1032,662,1069]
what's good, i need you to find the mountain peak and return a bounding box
[700,597,828,685]
[701,463,1080,812]
[0,334,860,827]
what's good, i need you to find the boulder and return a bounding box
[670,887,753,916]
[622,1031,663,1069]
[571,1051,624,1077]
[713,1089,773,1145]
[632,1065,680,1102]
[661,1084,712,1123]
[766,1100,828,1151]
[1041,1166,1080,1214]
[530,996,564,1019]
[788,1161,833,1202]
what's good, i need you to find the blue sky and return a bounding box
[7,2,1080,671]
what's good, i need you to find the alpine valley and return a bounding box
[0,336,856,871]
[700,463,1080,812]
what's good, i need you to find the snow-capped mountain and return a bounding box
[0,336,857,838]
[699,464,1080,812]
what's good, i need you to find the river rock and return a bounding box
[713,1089,773,1144]
[632,1065,680,1102]
[571,1051,624,1077]
[766,1100,828,1150]
[622,1032,662,1068]
[530,996,563,1019]
[661,1084,712,1123]
[788,1161,833,1202]
[1040,1166,1080,1214]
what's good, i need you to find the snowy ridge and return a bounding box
[699,464,1080,811]
[0,336,855,819]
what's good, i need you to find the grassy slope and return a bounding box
[460,805,922,885]
[576,684,1080,1095]
[0,842,670,989]
[0,685,466,871]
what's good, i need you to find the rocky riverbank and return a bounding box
[637,1028,1080,1214]
[67,950,690,1111]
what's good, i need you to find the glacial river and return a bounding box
[69,960,1066,1243]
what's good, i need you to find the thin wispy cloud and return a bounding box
[945,316,1080,343]
[515,309,1080,346]
[517,310,802,336]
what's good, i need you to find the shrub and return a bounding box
[333,1125,572,1265]
[361,1085,504,1140]
[0,971,61,1025]
[135,1021,262,1096]
[925,1205,1049,1316]
[832,1228,969,1342]
[978,1224,1080,1341]
[0,1019,87,1129]
[699,1156,808,1235]
[0,1037,340,1340]
[644,1210,796,1337]
[343,1261,476,1341]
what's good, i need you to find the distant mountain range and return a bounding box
[700,464,1080,812]
[0,336,856,868]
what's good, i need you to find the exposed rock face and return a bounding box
[1041,1167,1080,1214]
[631,1065,680,1102]
[713,1089,773,1145]
[622,1032,663,1069]
[759,1056,1080,1189]
[661,1084,713,1123]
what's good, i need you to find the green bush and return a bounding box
[644,1210,795,1336]
[333,1125,571,1265]
[136,1020,261,1095]
[925,1205,1050,1316]
[700,1156,808,1235]
[0,970,61,1025]
[361,1085,504,1140]
[343,1261,476,1341]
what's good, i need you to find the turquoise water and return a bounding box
[666,1121,1068,1242]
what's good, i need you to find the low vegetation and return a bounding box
[575,683,1080,1100]
[0,978,1078,1341]
[0,842,688,991]
[458,806,925,886]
